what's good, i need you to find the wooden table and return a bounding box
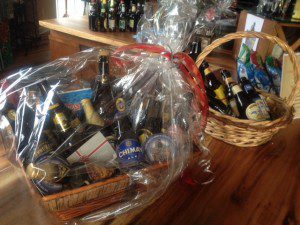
[1,119,299,225]
[39,17,136,60]
[39,17,237,72]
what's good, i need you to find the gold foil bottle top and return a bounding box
[81,99,105,127]
[26,163,46,180]
[99,50,109,57]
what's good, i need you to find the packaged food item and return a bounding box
[265,56,282,95]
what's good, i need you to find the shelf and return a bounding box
[39,17,136,47]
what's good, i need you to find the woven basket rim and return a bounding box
[196,31,299,132]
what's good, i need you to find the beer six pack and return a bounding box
[0,47,204,201]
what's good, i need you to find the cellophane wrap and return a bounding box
[0,45,209,222]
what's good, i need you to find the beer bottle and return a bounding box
[136,0,144,23]
[115,97,143,168]
[26,153,71,183]
[1,101,16,133]
[221,70,240,117]
[231,84,266,121]
[239,77,270,120]
[38,80,82,139]
[129,1,137,32]
[207,88,232,115]
[88,0,98,31]
[92,50,115,122]
[202,62,228,106]
[118,0,127,32]
[81,98,105,127]
[188,35,201,61]
[108,0,116,32]
[138,99,162,145]
[99,0,108,32]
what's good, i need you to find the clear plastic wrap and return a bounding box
[0,44,208,222]
[136,0,198,53]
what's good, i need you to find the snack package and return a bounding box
[0,45,209,222]
[266,56,282,95]
[250,51,276,94]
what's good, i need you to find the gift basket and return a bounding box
[196,31,300,147]
[0,45,209,223]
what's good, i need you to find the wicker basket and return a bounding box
[19,150,202,221]
[196,31,300,147]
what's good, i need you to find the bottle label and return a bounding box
[48,103,59,110]
[144,134,175,163]
[7,109,16,121]
[138,129,153,144]
[53,113,70,132]
[254,99,270,120]
[129,19,135,28]
[214,86,228,105]
[34,142,53,160]
[67,131,117,164]
[117,139,143,166]
[229,99,240,117]
[109,19,115,29]
[119,19,126,30]
[104,18,108,29]
[246,103,266,121]
[232,85,243,95]
[116,98,126,112]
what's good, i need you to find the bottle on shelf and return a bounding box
[88,0,98,31]
[92,50,115,123]
[108,0,117,32]
[231,83,267,121]
[136,0,144,24]
[118,0,127,32]
[239,76,270,120]
[129,1,137,32]
[202,62,229,106]
[220,70,240,118]
[99,0,108,32]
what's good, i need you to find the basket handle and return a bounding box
[195,31,300,107]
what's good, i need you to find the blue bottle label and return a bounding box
[117,139,143,167]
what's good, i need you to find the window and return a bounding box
[56,0,85,18]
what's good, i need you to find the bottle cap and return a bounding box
[220,69,231,79]
[26,163,41,180]
[99,50,109,57]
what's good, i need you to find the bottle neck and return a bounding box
[231,85,243,95]
[225,77,234,86]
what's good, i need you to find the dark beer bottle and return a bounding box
[38,80,82,139]
[231,84,266,121]
[115,97,143,168]
[136,0,144,23]
[89,0,98,31]
[92,50,115,123]
[239,77,270,120]
[118,0,127,32]
[138,99,162,145]
[108,0,116,32]
[202,62,228,106]
[129,2,137,32]
[99,0,108,31]
[221,70,240,117]
[207,88,232,115]
[188,35,201,61]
